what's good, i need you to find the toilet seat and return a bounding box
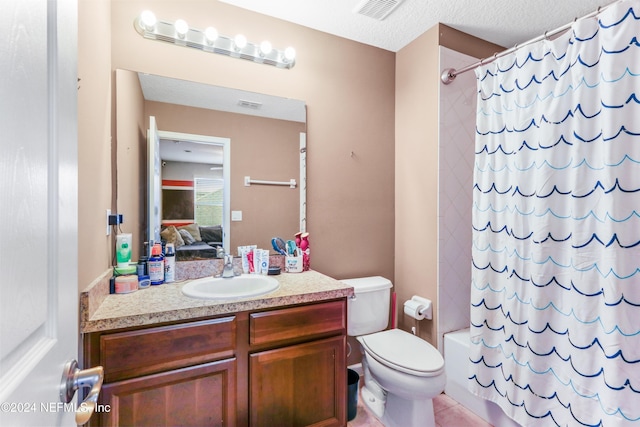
[359,329,444,377]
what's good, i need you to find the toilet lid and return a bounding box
[359,329,444,376]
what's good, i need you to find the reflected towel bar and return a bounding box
[244,176,297,188]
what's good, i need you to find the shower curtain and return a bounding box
[470,1,640,426]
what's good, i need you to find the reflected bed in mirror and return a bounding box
[115,69,307,262]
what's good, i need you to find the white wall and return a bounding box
[437,47,478,350]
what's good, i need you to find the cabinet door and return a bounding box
[100,359,236,427]
[250,336,346,427]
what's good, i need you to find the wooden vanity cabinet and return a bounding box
[248,300,347,427]
[83,298,347,427]
[83,316,237,427]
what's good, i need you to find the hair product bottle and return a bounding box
[148,243,164,285]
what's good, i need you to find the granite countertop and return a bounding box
[80,270,354,333]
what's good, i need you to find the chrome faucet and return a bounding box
[222,254,235,278]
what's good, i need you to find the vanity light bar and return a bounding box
[134,11,296,69]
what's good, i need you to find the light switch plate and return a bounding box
[231,210,243,221]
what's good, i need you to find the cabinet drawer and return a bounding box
[250,300,345,346]
[101,316,235,382]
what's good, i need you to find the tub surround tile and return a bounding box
[80,269,353,333]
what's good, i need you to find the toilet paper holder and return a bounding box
[404,295,432,320]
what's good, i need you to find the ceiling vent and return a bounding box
[353,0,404,21]
[237,99,262,110]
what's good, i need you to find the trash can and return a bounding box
[347,368,360,421]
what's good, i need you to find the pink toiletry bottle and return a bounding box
[300,232,310,271]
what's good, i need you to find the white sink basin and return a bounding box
[181,274,279,300]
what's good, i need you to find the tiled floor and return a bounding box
[347,391,493,427]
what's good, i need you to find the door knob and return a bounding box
[59,359,104,425]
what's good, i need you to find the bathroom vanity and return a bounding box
[81,270,353,427]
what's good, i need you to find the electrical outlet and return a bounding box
[106,209,111,236]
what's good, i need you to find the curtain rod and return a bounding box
[440,0,620,84]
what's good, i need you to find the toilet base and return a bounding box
[381,393,436,427]
[362,385,437,427]
[360,385,385,419]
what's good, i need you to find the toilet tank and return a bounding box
[342,276,392,336]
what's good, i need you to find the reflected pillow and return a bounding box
[178,223,202,241]
[179,229,196,245]
[199,225,222,243]
[160,225,185,248]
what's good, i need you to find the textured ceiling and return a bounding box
[220,0,613,52]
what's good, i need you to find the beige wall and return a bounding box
[78,0,395,292]
[78,0,113,291]
[115,69,146,262]
[395,24,502,347]
[395,26,441,345]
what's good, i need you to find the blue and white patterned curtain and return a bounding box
[470,1,640,425]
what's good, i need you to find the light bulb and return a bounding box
[204,27,218,44]
[234,34,247,50]
[259,41,272,56]
[139,10,156,31]
[284,46,296,62]
[174,19,189,38]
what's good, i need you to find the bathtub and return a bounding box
[444,328,520,427]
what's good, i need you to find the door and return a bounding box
[0,0,79,426]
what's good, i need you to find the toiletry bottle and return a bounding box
[148,243,164,285]
[300,232,310,271]
[136,257,147,277]
[164,243,176,283]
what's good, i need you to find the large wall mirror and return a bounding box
[115,69,306,261]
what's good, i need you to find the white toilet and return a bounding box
[343,276,446,427]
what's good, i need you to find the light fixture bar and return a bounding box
[134,12,296,69]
